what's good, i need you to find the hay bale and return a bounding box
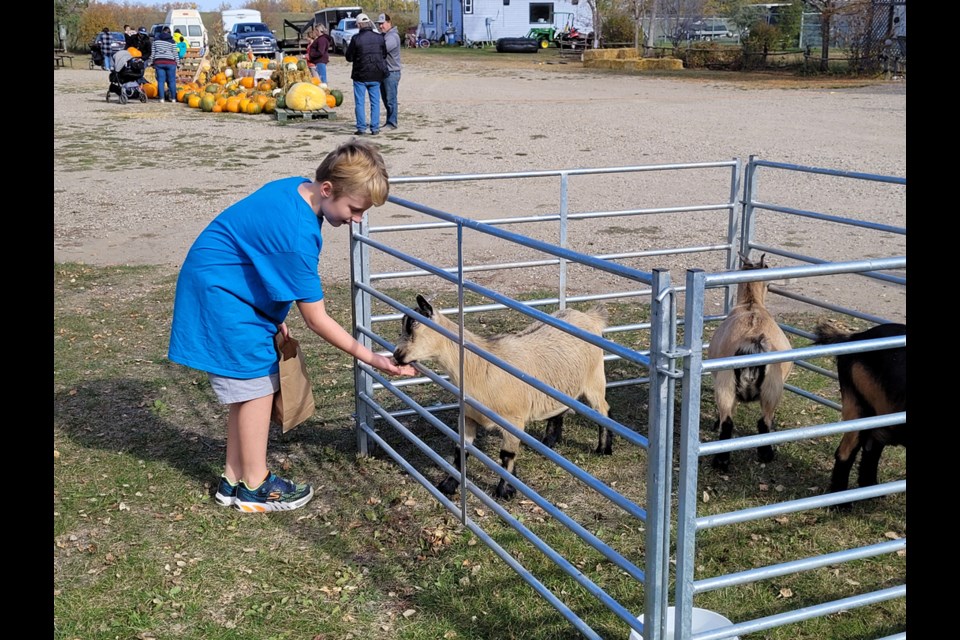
[642,57,684,70]
[615,48,639,60]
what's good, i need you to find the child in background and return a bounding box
[168,139,417,513]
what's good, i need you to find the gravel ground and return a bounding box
[53,53,906,321]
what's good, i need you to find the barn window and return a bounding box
[530,3,554,24]
[464,0,473,14]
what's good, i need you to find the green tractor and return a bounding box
[525,12,575,48]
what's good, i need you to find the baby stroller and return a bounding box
[107,54,147,104]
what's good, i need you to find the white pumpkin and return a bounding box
[224,67,233,78]
[285,62,298,71]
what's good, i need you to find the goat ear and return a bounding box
[416,294,434,317]
[737,251,752,268]
[758,253,767,268]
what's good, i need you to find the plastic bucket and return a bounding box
[445,32,455,45]
[628,607,738,640]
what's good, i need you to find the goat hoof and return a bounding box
[711,455,730,472]
[437,477,459,496]
[828,501,854,512]
[757,446,775,463]
[595,445,613,456]
[542,435,559,449]
[494,481,516,500]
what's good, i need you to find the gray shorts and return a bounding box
[208,372,280,405]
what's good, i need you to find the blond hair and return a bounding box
[315,139,389,206]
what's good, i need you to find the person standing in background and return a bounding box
[96,28,116,70]
[135,27,152,63]
[153,26,179,102]
[344,14,387,136]
[375,14,401,131]
[173,29,188,59]
[123,25,137,48]
[306,24,333,84]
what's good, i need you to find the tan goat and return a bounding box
[393,295,612,500]
[707,253,793,471]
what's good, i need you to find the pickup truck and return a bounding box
[226,22,279,56]
[331,18,359,53]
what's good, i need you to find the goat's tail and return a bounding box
[734,335,768,399]
[812,321,855,345]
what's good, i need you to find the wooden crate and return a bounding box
[275,108,337,124]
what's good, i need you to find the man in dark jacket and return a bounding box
[344,14,387,136]
[135,27,153,63]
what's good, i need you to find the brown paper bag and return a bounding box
[270,332,316,433]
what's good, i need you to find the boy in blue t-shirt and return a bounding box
[169,139,416,512]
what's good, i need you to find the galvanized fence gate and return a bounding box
[345,157,906,640]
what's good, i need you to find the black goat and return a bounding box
[813,322,906,495]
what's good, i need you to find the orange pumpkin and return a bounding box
[245,101,263,115]
[239,76,256,89]
[187,93,202,109]
[310,76,320,86]
[226,97,242,113]
[212,104,224,112]
[143,83,159,98]
[282,55,299,66]
[325,94,336,108]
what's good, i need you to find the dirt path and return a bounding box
[53,53,906,321]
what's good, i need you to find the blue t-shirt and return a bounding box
[168,177,324,378]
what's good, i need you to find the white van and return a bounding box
[164,8,208,51]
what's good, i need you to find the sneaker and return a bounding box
[353,129,366,135]
[234,471,314,513]
[214,475,238,507]
[370,129,380,136]
[159,99,166,103]
[384,123,397,130]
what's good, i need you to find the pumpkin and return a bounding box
[310,76,320,85]
[204,83,221,93]
[200,93,216,112]
[325,94,336,108]
[187,93,203,109]
[143,83,158,98]
[275,93,286,109]
[285,62,298,71]
[296,59,308,71]
[256,57,272,67]
[224,67,234,78]
[263,98,277,114]
[329,89,343,107]
[283,82,327,111]
[257,79,275,92]
[245,101,263,115]
[253,61,264,70]
[282,55,299,65]
[239,76,256,89]
[226,97,242,113]
[212,104,224,113]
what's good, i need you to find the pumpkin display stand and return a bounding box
[275,107,337,123]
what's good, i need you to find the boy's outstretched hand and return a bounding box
[370,353,417,377]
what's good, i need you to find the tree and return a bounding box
[54,0,90,50]
[804,0,864,71]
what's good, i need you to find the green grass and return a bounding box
[54,263,905,639]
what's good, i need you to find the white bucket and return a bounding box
[628,606,739,640]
